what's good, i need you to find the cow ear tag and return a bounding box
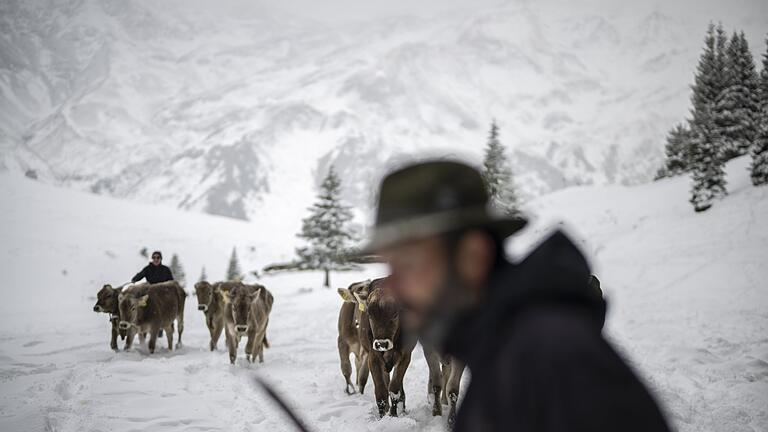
[138,295,149,307]
[358,302,366,312]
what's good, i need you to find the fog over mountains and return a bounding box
[1,0,766,221]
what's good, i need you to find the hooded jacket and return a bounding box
[446,231,671,432]
[131,263,174,284]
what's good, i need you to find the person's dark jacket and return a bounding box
[131,263,174,284]
[445,231,671,432]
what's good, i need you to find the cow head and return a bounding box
[194,281,214,312]
[118,291,149,330]
[221,285,259,335]
[93,284,122,319]
[339,279,399,352]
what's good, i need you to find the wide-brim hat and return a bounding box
[362,160,528,253]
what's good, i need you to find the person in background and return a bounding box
[364,160,671,432]
[131,250,174,284]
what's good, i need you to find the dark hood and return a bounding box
[445,230,606,363]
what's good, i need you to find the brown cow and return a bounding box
[118,280,186,353]
[193,280,235,351]
[219,283,273,364]
[424,347,465,427]
[338,277,416,418]
[92,284,129,350]
[336,280,370,395]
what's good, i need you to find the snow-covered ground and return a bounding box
[1,156,767,431]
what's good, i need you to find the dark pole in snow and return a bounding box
[253,376,313,432]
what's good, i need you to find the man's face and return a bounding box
[380,236,448,330]
[151,254,161,265]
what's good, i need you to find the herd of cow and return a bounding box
[93,280,273,364]
[92,275,463,425]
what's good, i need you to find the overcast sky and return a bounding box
[258,0,768,26]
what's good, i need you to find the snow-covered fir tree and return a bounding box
[690,23,727,148]
[690,106,728,211]
[296,165,357,287]
[656,123,693,179]
[169,253,186,287]
[688,23,729,211]
[751,36,768,186]
[198,266,208,282]
[226,247,243,281]
[716,31,760,159]
[481,120,519,216]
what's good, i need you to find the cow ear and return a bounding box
[337,288,355,302]
[138,295,149,307]
[104,284,112,289]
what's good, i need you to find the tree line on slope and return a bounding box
[656,23,768,212]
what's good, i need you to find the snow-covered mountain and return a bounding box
[1,0,766,221]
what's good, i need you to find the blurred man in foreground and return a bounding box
[365,161,670,431]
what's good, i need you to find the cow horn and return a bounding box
[352,292,366,311]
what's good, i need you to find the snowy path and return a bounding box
[0,271,451,432]
[1,156,767,431]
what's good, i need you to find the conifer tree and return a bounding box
[690,106,727,211]
[688,23,729,211]
[226,248,243,281]
[296,166,357,287]
[751,36,768,186]
[656,123,693,178]
[169,253,186,287]
[198,266,208,282]
[481,120,519,216]
[717,31,760,159]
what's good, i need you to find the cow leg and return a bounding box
[245,329,256,363]
[211,321,223,351]
[138,330,146,348]
[148,328,158,354]
[225,327,237,364]
[176,317,184,349]
[338,338,355,395]
[424,347,443,416]
[176,305,184,349]
[124,328,135,350]
[166,323,174,350]
[260,319,270,362]
[441,362,450,405]
[257,332,266,363]
[389,351,412,417]
[446,360,465,428]
[369,355,390,417]
[110,322,119,351]
[357,351,370,395]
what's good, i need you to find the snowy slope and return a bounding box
[2,0,766,221]
[1,156,766,431]
[512,156,768,431]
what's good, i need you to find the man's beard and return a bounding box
[406,267,476,351]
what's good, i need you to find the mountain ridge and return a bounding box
[1,0,766,220]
